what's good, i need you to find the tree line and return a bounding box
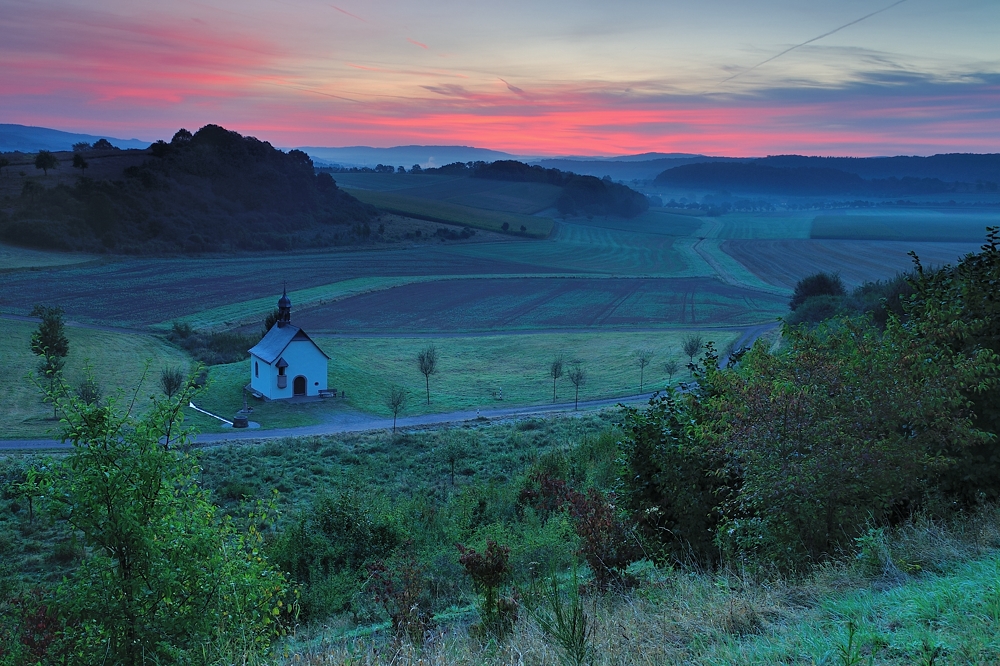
[0,125,375,253]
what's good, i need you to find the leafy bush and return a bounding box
[620,314,992,569]
[789,272,845,310]
[269,492,403,620]
[36,373,291,664]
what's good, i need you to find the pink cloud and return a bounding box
[407,38,429,49]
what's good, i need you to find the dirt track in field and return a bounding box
[721,239,982,289]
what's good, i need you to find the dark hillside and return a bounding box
[755,153,1000,184]
[654,161,966,197]
[427,159,649,217]
[0,124,374,253]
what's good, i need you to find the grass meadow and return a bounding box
[0,319,189,439]
[186,329,741,434]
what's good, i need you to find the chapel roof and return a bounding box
[248,324,330,364]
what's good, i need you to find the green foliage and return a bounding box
[33,150,57,176]
[38,372,291,664]
[457,539,517,639]
[619,390,730,564]
[29,304,69,359]
[906,227,1000,501]
[621,312,993,569]
[167,324,255,365]
[269,492,403,620]
[524,565,592,666]
[3,124,374,253]
[789,271,845,310]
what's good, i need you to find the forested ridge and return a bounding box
[428,159,650,217]
[0,125,374,253]
[654,160,999,196]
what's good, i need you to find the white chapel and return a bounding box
[247,289,329,399]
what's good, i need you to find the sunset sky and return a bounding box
[1,0,998,156]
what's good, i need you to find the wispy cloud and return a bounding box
[407,38,429,49]
[329,4,366,22]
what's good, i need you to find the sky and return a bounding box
[1,0,999,156]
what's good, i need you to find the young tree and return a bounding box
[663,358,680,386]
[34,150,58,176]
[262,307,281,336]
[682,334,703,364]
[41,373,291,664]
[634,348,653,392]
[417,345,439,405]
[71,152,88,175]
[0,156,10,178]
[385,385,407,433]
[30,305,69,418]
[160,366,185,398]
[567,364,586,410]
[550,357,564,402]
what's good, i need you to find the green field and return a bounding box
[811,209,1000,241]
[344,188,554,237]
[7,195,992,439]
[184,329,739,435]
[0,243,97,270]
[1,320,190,438]
[333,172,563,215]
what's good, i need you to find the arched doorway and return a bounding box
[293,376,307,396]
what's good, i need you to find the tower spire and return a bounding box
[277,285,291,326]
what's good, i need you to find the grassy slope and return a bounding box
[187,330,738,432]
[344,188,554,237]
[0,320,189,438]
[0,242,96,270]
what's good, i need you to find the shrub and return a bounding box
[789,272,845,310]
[269,492,403,620]
[457,539,517,638]
[367,554,434,644]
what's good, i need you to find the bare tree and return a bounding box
[385,385,407,433]
[683,334,704,364]
[634,349,653,392]
[549,357,564,402]
[417,345,439,405]
[663,358,680,386]
[567,363,586,410]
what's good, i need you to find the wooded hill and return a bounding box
[427,159,650,218]
[0,124,374,253]
[654,155,1000,197]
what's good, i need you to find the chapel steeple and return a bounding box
[277,286,291,326]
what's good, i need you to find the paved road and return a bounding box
[0,393,661,451]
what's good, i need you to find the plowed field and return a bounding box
[721,239,982,289]
[292,276,786,333]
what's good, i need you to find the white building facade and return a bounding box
[247,290,329,399]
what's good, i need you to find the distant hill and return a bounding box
[535,156,742,182]
[753,154,1000,185]
[426,159,650,218]
[654,159,1000,197]
[0,125,374,253]
[299,145,517,169]
[0,123,151,152]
